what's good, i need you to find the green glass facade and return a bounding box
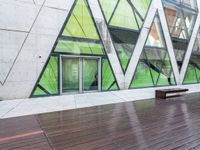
[183,28,200,84]
[130,15,176,88]
[162,0,198,70]
[99,0,151,72]
[32,0,119,97]
[31,0,199,98]
[33,56,58,96]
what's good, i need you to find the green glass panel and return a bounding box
[83,58,98,91]
[162,54,171,73]
[109,82,118,90]
[157,74,170,86]
[100,0,151,29]
[98,0,119,22]
[183,64,198,84]
[32,87,46,96]
[109,26,137,72]
[131,14,176,88]
[130,62,154,88]
[55,40,105,55]
[196,68,200,82]
[183,29,200,84]
[62,57,79,93]
[33,56,58,96]
[150,68,159,85]
[118,50,130,72]
[170,72,176,85]
[62,0,99,39]
[145,48,166,84]
[131,0,151,19]
[99,0,152,73]
[102,59,118,91]
[157,54,175,86]
[109,0,139,30]
[115,43,134,71]
[135,13,143,29]
[56,0,107,56]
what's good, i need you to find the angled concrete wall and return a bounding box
[0,0,74,100]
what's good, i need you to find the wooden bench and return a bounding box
[155,88,189,99]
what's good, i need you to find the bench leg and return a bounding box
[156,92,166,99]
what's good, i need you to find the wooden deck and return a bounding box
[1,93,200,150]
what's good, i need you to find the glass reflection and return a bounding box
[99,0,151,72]
[62,58,80,93]
[83,58,98,91]
[130,15,176,88]
[184,30,200,84]
[162,0,198,70]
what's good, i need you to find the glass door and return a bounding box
[83,58,99,91]
[62,57,80,93]
[61,56,100,94]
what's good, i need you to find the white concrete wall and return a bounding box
[0,0,200,100]
[0,0,75,100]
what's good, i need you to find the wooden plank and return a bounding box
[1,93,200,149]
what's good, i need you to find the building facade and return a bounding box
[0,0,199,100]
